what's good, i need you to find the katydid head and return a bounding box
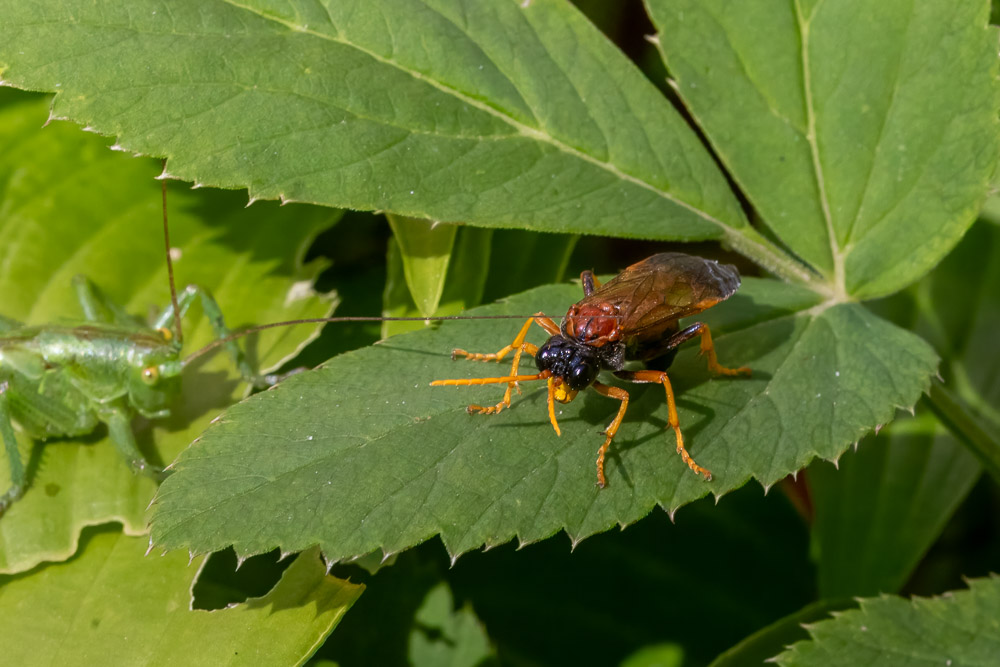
[128,344,183,418]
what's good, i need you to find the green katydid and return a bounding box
[0,180,272,516]
[0,178,537,517]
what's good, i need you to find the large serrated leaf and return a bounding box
[0,93,337,573]
[774,576,1000,666]
[150,278,937,562]
[0,0,814,282]
[0,529,363,666]
[645,0,1000,298]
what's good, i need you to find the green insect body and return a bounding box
[0,274,257,516]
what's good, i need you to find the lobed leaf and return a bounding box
[0,0,813,280]
[646,0,1000,298]
[774,575,1000,666]
[0,93,337,573]
[0,529,362,666]
[150,277,937,562]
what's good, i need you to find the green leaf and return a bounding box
[645,0,1000,298]
[150,277,937,562]
[809,412,981,599]
[774,576,1000,666]
[382,226,492,338]
[0,0,812,283]
[409,583,496,667]
[0,528,363,666]
[0,93,337,573]
[386,214,458,318]
[709,599,855,667]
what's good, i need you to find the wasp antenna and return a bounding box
[161,168,183,345]
[180,314,580,367]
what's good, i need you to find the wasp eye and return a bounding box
[141,366,159,385]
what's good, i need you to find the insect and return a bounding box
[0,181,266,517]
[431,253,751,487]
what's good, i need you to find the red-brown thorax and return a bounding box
[562,302,621,346]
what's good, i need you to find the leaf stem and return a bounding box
[925,383,1000,484]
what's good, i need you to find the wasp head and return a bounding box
[535,335,600,394]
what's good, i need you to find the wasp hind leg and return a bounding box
[447,313,558,415]
[667,322,750,377]
[614,370,713,481]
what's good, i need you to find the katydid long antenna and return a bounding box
[161,160,183,345]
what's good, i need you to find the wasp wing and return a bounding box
[580,253,741,336]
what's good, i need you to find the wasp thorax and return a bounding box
[563,302,621,345]
[535,335,600,391]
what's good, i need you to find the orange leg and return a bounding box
[590,382,629,488]
[447,313,559,414]
[668,322,750,377]
[615,369,713,481]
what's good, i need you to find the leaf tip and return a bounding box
[246,196,259,208]
[643,33,661,46]
[156,166,174,181]
[234,555,247,571]
[145,536,156,557]
[666,507,678,523]
[189,550,198,566]
[278,549,294,561]
[109,143,126,152]
[761,482,773,496]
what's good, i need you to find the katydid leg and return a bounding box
[100,400,164,480]
[0,382,26,514]
[154,285,260,385]
[73,276,142,328]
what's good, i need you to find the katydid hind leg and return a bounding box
[0,382,26,514]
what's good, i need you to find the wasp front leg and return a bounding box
[449,313,559,415]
